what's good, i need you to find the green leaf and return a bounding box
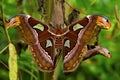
[8,43,18,80]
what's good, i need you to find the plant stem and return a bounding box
[44,72,53,80]
[0,44,9,54]
[1,6,11,43]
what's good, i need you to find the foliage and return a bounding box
[0,0,120,80]
[9,43,18,80]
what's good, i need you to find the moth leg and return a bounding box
[83,46,111,61]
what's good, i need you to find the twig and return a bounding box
[111,5,120,37]
[1,6,11,43]
[0,44,9,54]
[44,72,53,80]
[115,5,120,23]
[65,1,74,10]
[0,60,9,70]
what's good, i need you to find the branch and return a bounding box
[115,5,120,23]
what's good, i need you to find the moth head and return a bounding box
[5,14,30,29]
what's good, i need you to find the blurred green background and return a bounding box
[0,0,120,80]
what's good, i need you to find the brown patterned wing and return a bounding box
[6,15,54,72]
[63,17,89,72]
[27,17,55,72]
